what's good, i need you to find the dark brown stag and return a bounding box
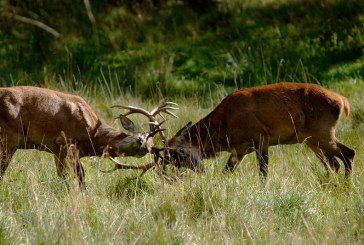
[161,82,355,178]
[0,86,177,189]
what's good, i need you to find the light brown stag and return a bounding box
[0,86,177,189]
[161,82,355,178]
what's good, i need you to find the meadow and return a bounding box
[0,81,362,244]
[0,0,363,243]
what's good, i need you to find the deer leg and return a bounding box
[66,143,86,191]
[54,153,68,180]
[306,143,340,174]
[55,145,86,191]
[321,152,341,174]
[333,140,355,177]
[308,138,355,177]
[225,149,240,171]
[72,158,85,191]
[0,150,15,180]
[225,147,252,172]
[56,132,86,191]
[254,136,269,179]
[0,134,15,180]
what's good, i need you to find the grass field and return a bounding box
[1,0,363,243]
[0,81,363,244]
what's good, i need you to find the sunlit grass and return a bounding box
[1,0,363,242]
[0,81,362,244]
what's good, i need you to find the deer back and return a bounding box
[0,86,101,150]
[165,82,351,170]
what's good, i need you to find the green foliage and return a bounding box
[351,109,364,127]
[1,0,363,97]
[0,1,364,242]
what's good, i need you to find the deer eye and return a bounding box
[178,148,188,156]
[137,137,143,145]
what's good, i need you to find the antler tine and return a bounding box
[99,164,122,173]
[150,102,179,118]
[146,102,178,142]
[159,109,178,118]
[113,102,179,143]
[145,120,168,142]
[112,104,156,131]
[162,101,178,106]
[111,105,155,121]
[99,157,156,173]
[146,119,167,128]
[147,128,166,140]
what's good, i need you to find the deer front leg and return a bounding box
[54,153,85,191]
[225,146,253,172]
[254,135,269,179]
[56,133,86,191]
[0,133,16,180]
[0,150,15,180]
[72,156,85,191]
[55,145,85,191]
[225,149,242,172]
[54,153,68,180]
[65,143,85,191]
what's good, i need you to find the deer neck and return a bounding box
[190,118,224,156]
[79,122,128,157]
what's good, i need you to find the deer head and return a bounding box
[159,122,202,171]
[110,114,164,157]
[101,102,179,175]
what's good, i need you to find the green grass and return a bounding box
[1,0,363,243]
[0,82,363,244]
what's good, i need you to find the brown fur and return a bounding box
[0,86,153,189]
[167,82,355,178]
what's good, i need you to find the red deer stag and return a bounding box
[161,82,355,179]
[0,86,177,189]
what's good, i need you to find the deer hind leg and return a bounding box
[306,143,340,173]
[334,140,355,177]
[307,138,355,177]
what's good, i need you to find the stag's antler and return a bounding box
[101,102,178,178]
[112,101,178,142]
[100,157,158,179]
[114,101,179,119]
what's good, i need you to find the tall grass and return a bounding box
[0,0,363,243]
[0,81,363,244]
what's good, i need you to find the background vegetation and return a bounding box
[1,0,363,98]
[0,0,363,244]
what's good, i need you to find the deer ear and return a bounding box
[176,121,192,138]
[119,115,140,134]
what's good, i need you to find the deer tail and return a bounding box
[342,96,350,117]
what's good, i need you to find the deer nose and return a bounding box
[143,137,154,152]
